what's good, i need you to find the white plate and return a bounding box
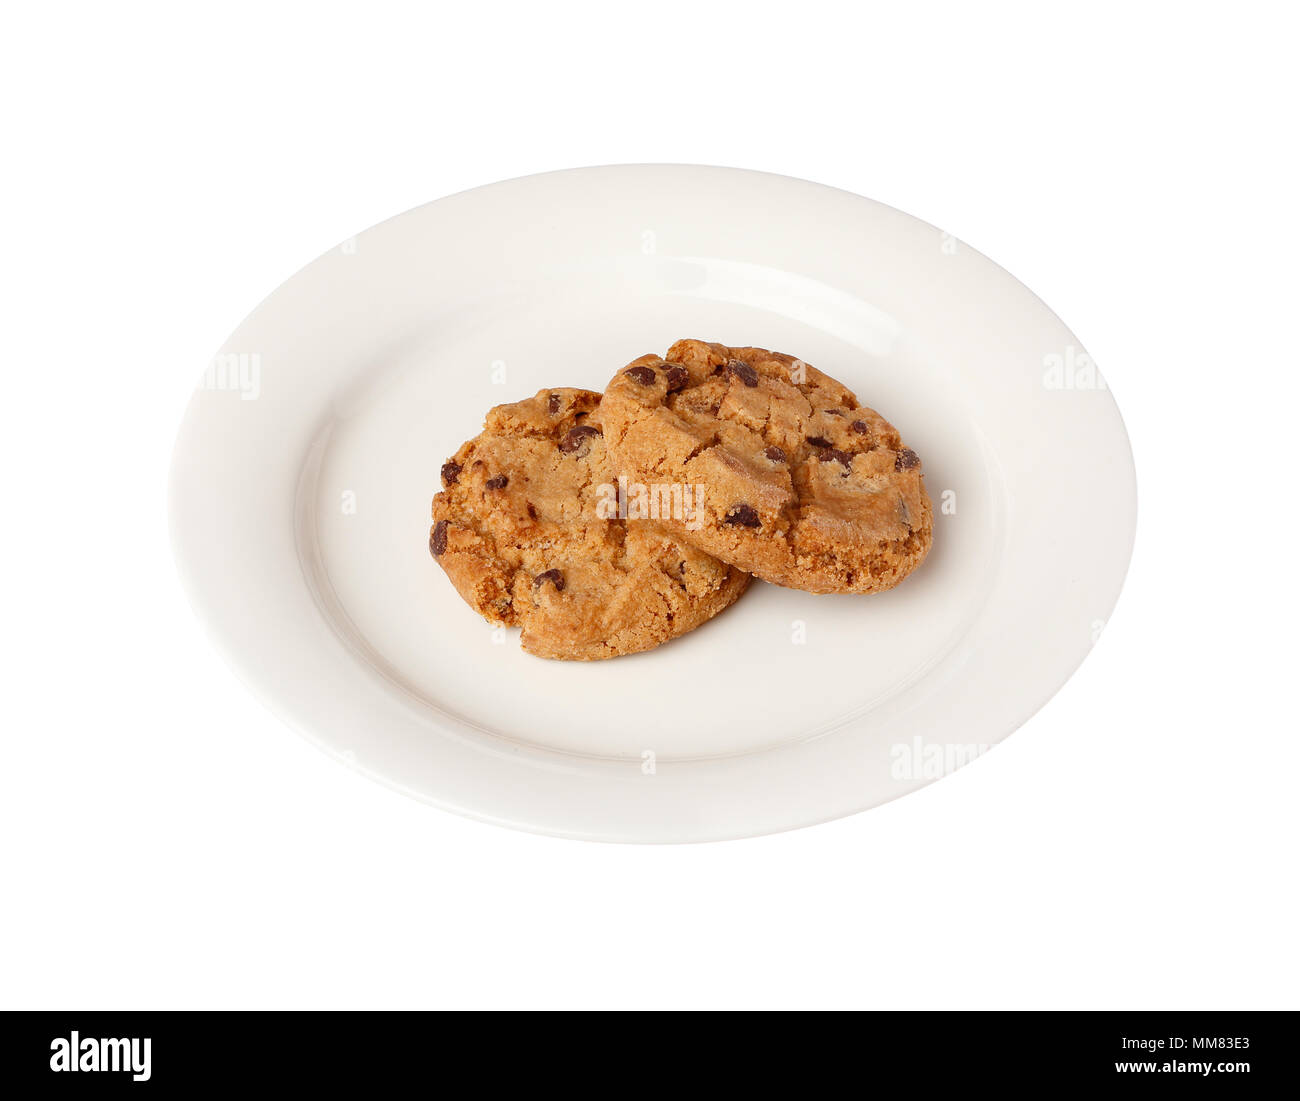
[169,165,1135,843]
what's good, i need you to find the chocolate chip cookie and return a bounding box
[600,340,933,594]
[430,387,750,660]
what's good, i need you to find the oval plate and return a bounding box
[169,165,1135,842]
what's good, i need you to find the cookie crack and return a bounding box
[681,431,721,467]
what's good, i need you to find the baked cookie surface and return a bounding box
[601,340,933,594]
[430,387,750,660]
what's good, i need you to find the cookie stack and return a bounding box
[430,339,933,660]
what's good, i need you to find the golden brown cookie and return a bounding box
[429,387,750,660]
[600,340,933,594]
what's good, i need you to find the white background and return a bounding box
[3,2,1296,1009]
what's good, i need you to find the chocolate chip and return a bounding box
[533,568,565,591]
[825,408,845,417]
[485,474,508,490]
[559,424,602,453]
[547,394,561,415]
[806,435,832,448]
[850,420,869,435]
[430,520,448,556]
[625,365,657,385]
[820,448,854,469]
[727,359,759,387]
[895,448,920,471]
[440,461,461,487]
[724,504,761,528]
[764,445,787,463]
[663,363,689,391]
[526,502,538,520]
